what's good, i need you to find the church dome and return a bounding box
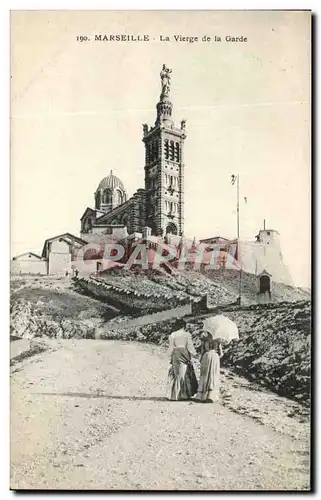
[97,170,125,192]
[95,170,127,214]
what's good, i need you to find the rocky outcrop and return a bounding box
[219,302,311,406]
[10,299,105,340]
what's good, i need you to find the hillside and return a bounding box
[10,274,311,406]
[189,301,311,405]
[10,275,116,340]
[202,268,310,303]
[72,266,310,313]
[100,301,311,406]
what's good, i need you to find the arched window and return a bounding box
[116,190,123,205]
[169,141,175,161]
[260,275,271,293]
[150,222,157,236]
[103,189,112,204]
[121,213,129,227]
[175,142,180,162]
[149,142,153,161]
[166,223,178,235]
[95,191,101,209]
[164,139,169,160]
[84,218,92,233]
[152,140,158,160]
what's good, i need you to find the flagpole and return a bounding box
[237,175,240,240]
[231,173,243,306]
[237,175,242,306]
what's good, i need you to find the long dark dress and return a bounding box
[167,330,198,401]
[194,335,221,403]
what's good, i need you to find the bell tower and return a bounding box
[142,64,187,237]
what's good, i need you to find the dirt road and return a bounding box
[10,340,310,491]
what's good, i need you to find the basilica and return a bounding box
[80,64,186,245]
[11,65,293,289]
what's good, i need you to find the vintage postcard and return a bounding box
[10,10,311,491]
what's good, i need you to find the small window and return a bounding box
[267,231,271,236]
[164,139,169,159]
[169,141,175,161]
[95,191,101,209]
[103,189,112,204]
[175,142,180,162]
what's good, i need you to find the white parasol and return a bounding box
[203,315,239,345]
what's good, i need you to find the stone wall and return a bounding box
[70,259,123,276]
[74,275,192,313]
[103,303,192,334]
[11,259,47,275]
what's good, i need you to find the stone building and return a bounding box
[11,252,46,275]
[79,64,186,242]
[238,228,293,286]
[11,65,294,287]
[41,233,87,276]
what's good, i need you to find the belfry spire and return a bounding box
[143,65,186,237]
[155,64,173,125]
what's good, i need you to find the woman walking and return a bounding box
[167,320,198,401]
[194,318,224,403]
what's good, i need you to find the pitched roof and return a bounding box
[80,207,96,221]
[199,236,230,242]
[258,269,272,277]
[12,252,42,261]
[41,232,88,258]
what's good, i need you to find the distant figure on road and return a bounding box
[194,320,223,403]
[167,320,198,401]
[75,269,79,278]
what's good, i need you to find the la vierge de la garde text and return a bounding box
[76,34,248,43]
